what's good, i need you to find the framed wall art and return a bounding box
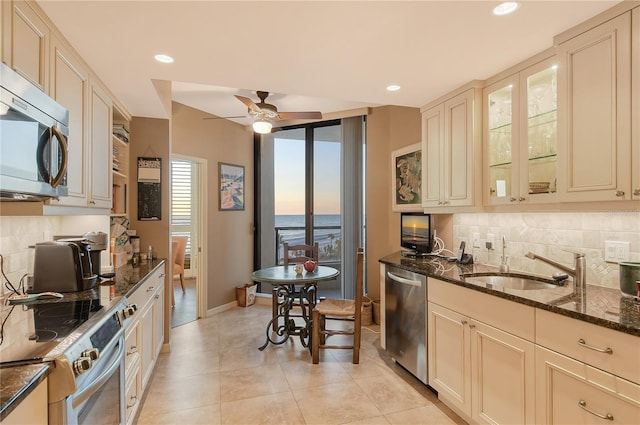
[219,162,245,211]
[391,143,422,211]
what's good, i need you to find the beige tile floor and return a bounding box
[136,303,467,425]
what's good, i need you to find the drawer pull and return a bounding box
[577,338,613,354]
[126,346,138,356]
[159,273,166,278]
[468,323,476,329]
[146,286,155,292]
[578,400,613,421]
[127,395,138,409]
[461,320,468,325]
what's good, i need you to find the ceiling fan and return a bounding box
[205,91,322,133]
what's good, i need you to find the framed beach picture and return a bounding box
[219,162,245,211]
[391,143,422,211]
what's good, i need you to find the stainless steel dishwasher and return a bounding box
[384,265,427,385]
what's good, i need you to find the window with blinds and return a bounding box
[171,159,193,268]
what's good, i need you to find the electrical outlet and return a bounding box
[604,240,630,263]
[486,233,495,247]
[472,232,480,248]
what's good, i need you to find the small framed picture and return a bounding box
[219,162,245,211]
[391,143,422,211]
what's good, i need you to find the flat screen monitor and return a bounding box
[400,212,432,255]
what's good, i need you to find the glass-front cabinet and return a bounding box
[484,56,558,205]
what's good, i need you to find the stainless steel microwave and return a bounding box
[0,62,69,201]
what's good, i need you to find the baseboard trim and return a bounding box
[207,300,237,316]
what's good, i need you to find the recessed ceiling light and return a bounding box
[386,84,401,92]
[493,2,519,16]
[154,54,174,64]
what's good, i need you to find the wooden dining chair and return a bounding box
[271,242,319,330]
[312,247,364,364]
[171,236,188,307]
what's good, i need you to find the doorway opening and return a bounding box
[170,156,207,327]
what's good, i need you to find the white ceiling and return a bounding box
[36,1,621,126]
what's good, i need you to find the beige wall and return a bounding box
[365,105,423,299]
[171,102,254,309]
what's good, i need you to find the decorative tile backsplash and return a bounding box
[454,211,640,289]
[0,216,109,297]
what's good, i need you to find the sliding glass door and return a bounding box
[256,117,365,299]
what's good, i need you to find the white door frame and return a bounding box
[171,154,208,320]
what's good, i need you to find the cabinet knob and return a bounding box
[489,188,496,194]
[126,345,138,356]
[469,323,476,329]
[509,197,517,202]
[615,190,625,197]
[159,273,166,278]
[154,294,160,300]
[147,286,155,292]
[89,200,96,205]
[442,201,449,205]
[461,320,468,325]
[633,189,640,196]
[518,197,526,202]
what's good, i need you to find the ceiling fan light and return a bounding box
[252,118,272,134]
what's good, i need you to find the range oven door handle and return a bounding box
[387,272,422,287]
[71,337,124,409]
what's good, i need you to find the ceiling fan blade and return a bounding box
[235,95,262,113]
[203,115,246,120]
[278,111,323,120]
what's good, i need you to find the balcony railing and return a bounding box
[275,225,342,265]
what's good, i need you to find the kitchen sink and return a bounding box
[462,273,564,291]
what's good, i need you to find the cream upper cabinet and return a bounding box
[556,11,632,202]
[421,83,482,210]
[89,82,113,208]
[47,34,89,207]
[633,7,640,200]
[2,0,49,91]
[484,55,558,206]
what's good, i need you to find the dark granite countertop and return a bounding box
[380,252,640,337]
[0,259,165,420]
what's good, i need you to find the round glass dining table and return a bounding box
[251,265,340,351]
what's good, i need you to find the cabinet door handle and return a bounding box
[154,294,160,299]
[577,338,613,354]
[126,346,138,356]
[578,400,613,421]
[634,189,640,196]
[159,273,166,278]
[461,320,467,325]
[468,323,476,329]
[127,395,138,409]
[442,201,449,205]
[89,200,96,205]
[615,190,625,197]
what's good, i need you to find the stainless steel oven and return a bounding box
[48,313,126,424]
[0,295,136,425]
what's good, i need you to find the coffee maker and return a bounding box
[54,231,109,277]
[33,240,98,292]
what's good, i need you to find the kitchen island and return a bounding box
[0,259,165,421]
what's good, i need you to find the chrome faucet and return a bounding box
[525,251,586,297]
[499,236,509,272]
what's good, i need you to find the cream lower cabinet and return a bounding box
[427,278,536,424]
[125,262,165,424]
[535,346,640,424]
[1,377,47,425]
